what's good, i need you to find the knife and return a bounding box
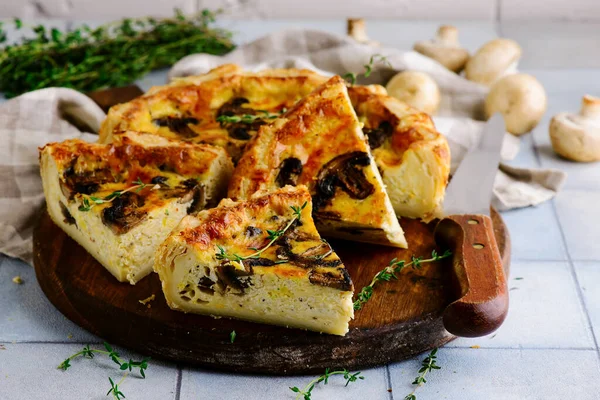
[434,113,509,337]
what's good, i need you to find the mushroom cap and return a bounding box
[385,71,441,115]
[465,39,522,86]
[484,73,547,136]
[550,94,600,162]
[413,25,470,73]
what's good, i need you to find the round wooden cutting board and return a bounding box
[33,208,509,375]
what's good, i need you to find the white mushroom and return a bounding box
[385,71,441,115]
[413,25,470,73]
[550,95,600,162]
[484,73,547,136]
[347,18,379,46]
[465,39,522,86]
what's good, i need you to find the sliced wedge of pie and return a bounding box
[39,131,233,284]
[154,185,354,335]
[349,85,450,221]
[228,76,407,248]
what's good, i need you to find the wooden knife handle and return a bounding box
[434,214,509,337]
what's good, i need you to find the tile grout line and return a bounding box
[531,132,600,367]
[385,364,394,400]
[495,0,503,36]
[1,341,597,351]
[174,366,183,400]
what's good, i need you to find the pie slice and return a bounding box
[349,85,450,221]
[39,131,233,284]
[228,76,407,248]
[99,64,328,161]
[154,185,354,336]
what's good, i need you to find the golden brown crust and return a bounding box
[40,131,233,233]
[43,131,227,183]
[99,64,329,161]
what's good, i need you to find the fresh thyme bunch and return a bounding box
[0,9,235,98]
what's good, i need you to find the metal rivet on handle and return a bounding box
[473,243,485,249]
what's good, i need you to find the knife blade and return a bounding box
[443,113,505,217]
[434,113,509,338]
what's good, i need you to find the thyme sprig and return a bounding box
[216,110,280,124]
[353,249,451,310]
[343,54,391,86]
[78,178,147,212]
[215,202,307,266]
[290,368,364,400]
[58,342,149,400]
[404,348,441,400]
[216,108,287,125]
[0,10,235,98]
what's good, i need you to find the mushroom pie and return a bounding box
[154,185,355,335]
[349,86,450,221]
[99,64,328,162]
[39,131,233,284]
[229,76,408,248]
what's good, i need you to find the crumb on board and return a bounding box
[12,276,23,284]
[0,344,6,350]
[67,334,73,339]
[470,345,480,349]
[139,294,156,308]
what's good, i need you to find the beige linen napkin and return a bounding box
[0,29,565,264]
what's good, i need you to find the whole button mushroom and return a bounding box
[465,39,522,87]
[485,73,547,136]
[413,25,470,73]
[385,71,441,115]
[550,95,600,162]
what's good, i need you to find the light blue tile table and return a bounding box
[2,19,600,400]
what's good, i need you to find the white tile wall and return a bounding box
[1,0,600,21]
[501,0,600,21]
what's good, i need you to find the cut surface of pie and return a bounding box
[154,185,354,335]
[228,75,407,248]
[39,131,233,284]
[99,64,329,161]
[349,86,450,221]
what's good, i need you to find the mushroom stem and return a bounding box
[581,95,600,119]
[347,18,369,43]
[436,25,459,45]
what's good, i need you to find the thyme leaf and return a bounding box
[342,54,391,86]
[216,109,285,125]
[215,202,307,266]
[290,368,364,400]
[58,342,149,400]
[0,9,235,98]
[353,249,451,310]
[404,348,441,400]
[78,179,147,212]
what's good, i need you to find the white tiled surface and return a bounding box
[448,261,595,349]
[2,19,600,400]
[180,367,389,399]
[389,349,600,400]
[0,343,179,400]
